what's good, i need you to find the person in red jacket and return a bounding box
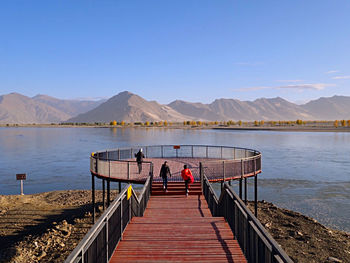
[181,164,194,196]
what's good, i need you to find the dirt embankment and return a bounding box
[248,201,350,263]
[0,190,118,263]
[0,191,349,263]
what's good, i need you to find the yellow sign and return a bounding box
[127,185,132,200]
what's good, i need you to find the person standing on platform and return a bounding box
[159,161,171,192]
[181,164,194,197]
[135,148,145,174]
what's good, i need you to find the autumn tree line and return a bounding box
[106,119,350,128]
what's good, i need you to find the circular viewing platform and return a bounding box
[90,145,262,184]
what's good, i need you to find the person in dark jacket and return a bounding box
[159,161,171,191]
[135,148,145,174]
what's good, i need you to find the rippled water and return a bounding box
[0,127,349,232]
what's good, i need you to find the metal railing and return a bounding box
[203,174,293,263]
[90,157,154,183]
[92,145,261,183]
[65,175,153,263]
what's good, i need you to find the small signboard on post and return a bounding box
[16,173,26,195]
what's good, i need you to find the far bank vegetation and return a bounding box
[70,119,350,129]
[3,119,350,128]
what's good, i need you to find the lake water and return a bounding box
[0,127,349,232]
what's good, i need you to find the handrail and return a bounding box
[92,157,153,164]
[97,144,261,154]
[202,174,293,263]
[94,144,260,160]
[223,183,292,262]
[65,173,153,263]
[65,185,129,263]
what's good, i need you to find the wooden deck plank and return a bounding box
[109,183,246,263]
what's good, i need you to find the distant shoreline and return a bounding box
[212,126,350,132]
[1,123,350,132]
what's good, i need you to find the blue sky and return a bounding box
[1,0,349,104]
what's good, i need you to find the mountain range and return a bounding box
[0,93,105,124]
[1,91,350,124]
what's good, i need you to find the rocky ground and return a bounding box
[248,201,350,263]
[0,191,349,263]
[0,190,119,263]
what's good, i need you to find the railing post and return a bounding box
[206,146,208,158]
[244,177,247,205]
[107,179,110,207]
[191,145,194,158]
[150,163,153,192]
[119,181,121,193]
[105,217,109,263]
[200,162,203,191]
[161,146,164,158]
[129,190,132,221]
[118,149,120,160]
[120,198,123,241]
[221,146,223,159]
[102,179,105,211]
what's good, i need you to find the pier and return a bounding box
[65,145,292,263]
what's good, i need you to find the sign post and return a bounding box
[16,173,26,195]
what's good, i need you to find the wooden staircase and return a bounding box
[151,181,202,196]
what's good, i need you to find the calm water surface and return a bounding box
[0,127,349,232]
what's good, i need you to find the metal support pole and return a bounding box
[223,161,225,181]
[119,181,121,193]
[92,173,95,224]
[120,198,123,240]
[239,178,242,199]
[254,159,258,217]
[228,180,232,186]
[107,179,110,207]
[20,180,24,195]
[199,162,203,191]
[118,149,120,160]
[102,179,105,211]
[239,159,243,199]
[161,146,163,158]
[127,162,130,180]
